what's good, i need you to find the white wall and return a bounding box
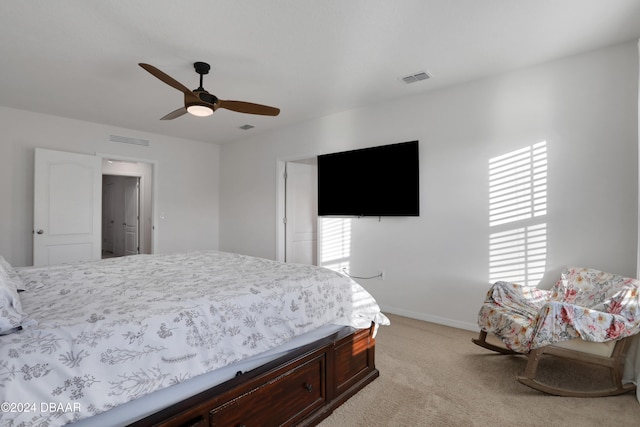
[220,41,639,330]
[0,107,220,267]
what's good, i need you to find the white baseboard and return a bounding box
[380,304,478,332]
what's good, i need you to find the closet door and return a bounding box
[33,148,101,266]
[285,161,317,265]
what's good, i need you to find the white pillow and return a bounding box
[0,256,25,291]
[0,257,26,334]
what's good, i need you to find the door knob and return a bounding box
[36,229,44,234]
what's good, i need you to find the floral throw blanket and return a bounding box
[478,266,640,353]
[0,251,389,426]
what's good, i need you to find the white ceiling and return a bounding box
[1,1,639,145]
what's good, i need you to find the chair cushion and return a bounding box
[552,337,616,358]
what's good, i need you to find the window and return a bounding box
[489,141,547,286]
[319,217,352,273]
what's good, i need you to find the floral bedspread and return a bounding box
[477,266,640,353]
[0,251,389,426]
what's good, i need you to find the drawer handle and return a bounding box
[304,383,313,392]
[179,415,204,427]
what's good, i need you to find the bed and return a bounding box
[0,250,390,426]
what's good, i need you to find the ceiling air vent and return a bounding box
[401,71,431,85]
[109,134,150,147]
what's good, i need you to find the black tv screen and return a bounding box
[317,140,419,216]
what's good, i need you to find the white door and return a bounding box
[123,177,140,256]
[285,161,317,265]
[102,180,115,254]
[111,178,126,256]
[33,148,102,266]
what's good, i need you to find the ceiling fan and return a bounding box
[138,62,280,120]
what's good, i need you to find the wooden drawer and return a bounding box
[334,327,373,395]
[154,411,208,427]
[210,352,327,426]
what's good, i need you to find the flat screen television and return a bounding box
[317,140,419,216]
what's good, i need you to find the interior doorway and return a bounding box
[32,148,155,266]
[101,158,153,258]
[102,175,140,258]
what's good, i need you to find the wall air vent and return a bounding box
[401,71,431,84]
[109,134,150,147]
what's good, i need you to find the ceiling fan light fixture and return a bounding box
[187,104,213,117]
[139,62,280,120]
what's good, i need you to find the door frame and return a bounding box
[275,154,319,263]
[98,153,158,254]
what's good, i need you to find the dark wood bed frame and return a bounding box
[128,325,378,426]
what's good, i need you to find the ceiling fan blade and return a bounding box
[160,107,188,120]
[217,100,280,116]
[139,63,192,95]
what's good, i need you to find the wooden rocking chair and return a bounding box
[473,330,637,397]
[473,266,640,397]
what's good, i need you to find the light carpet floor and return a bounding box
[318,313,640,427]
